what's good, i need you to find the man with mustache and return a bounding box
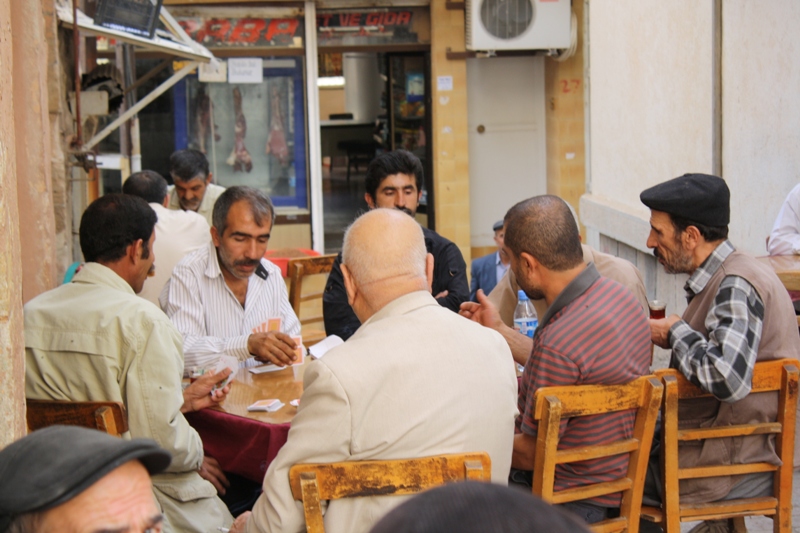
[323,150,469,340]
[162,186,301,375]
[639,174,800,523]
[168,149,226,226]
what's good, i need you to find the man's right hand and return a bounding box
[248,331,297,366]
[459,289,504,331]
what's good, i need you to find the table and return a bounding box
[757,255,800,291]
[185,363,307,483]
[263,247,320,278]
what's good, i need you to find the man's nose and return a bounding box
[646,231,657,248]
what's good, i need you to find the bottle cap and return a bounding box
[517,290,529,301]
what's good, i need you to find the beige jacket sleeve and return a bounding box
[126,317,205,473]
[246,360,352,533]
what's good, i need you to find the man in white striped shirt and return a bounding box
[161,186,301,374]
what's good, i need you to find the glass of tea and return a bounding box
[649,300,666,320]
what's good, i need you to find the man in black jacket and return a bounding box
[323,150,469,340]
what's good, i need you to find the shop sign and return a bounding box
[317,9,418,46]
[177,17,303,48]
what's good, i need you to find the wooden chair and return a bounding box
[288,254,337,347]
[289,453,491,533]
[26,399,128,437]
[640,359,799,533]
[532,376,664,533]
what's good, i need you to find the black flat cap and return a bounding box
[640,173,730,227]
[0,426,171,532]
[492,220,504,231]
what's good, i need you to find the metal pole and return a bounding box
[305,1,325,253]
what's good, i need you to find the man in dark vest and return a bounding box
[640,173,800,525]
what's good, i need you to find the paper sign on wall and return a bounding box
[228,58,263,84]
[199,60,227,83]
[437,75,453,91]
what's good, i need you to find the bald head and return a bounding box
[341,209,429,319]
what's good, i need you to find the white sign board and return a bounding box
[437,75,453,91]
[228,58,263,84]
[199,60,227,83]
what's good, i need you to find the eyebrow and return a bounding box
[229,231,271,239]
[91,513,164,533]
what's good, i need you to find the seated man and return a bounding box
[642,174,800,514]
[231,209,518,533]
[0,426,172,532]
[495,196,651,524]
[323,150,469,340]
[469,220,509,301]
[461,201,648,367]
[162,186,301,374]
[123,169,210,305]
[168,148,226,226]
[767,182,800,255]
[24,194,234,532]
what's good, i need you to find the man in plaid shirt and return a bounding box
[641,174,800,525]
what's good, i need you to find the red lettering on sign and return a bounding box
[349,13,361,26]
[383,12,397,25]
[365,13,382,25]
[229,19,266,44]
[396,11,412,25]
[339,14,350,26]
[178,19,199,36]
[197,19,231,43]
[264,19,299,42]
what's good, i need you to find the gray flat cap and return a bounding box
[0,425,171,531]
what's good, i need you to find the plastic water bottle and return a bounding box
[513,290,538,338]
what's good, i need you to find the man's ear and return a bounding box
[364,193,376,209]
[162,195,170,208]
[210,226,221,247]
[519,252,538,275]
[682,225,701,251]
[341,264,357,307]
[128,239,143,264]
[206,173,213,185]
[425,253,434,292]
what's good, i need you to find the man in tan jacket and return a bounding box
[231,209,519,533]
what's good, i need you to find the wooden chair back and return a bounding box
[532,376,663,533]
[289,453,491,533]
[640,359,799,533]
[287,254,337,346]
[26,399,128,437]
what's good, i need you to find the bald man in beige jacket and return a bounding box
[232,209,518,533]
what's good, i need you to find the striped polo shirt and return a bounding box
[517,263,651,506]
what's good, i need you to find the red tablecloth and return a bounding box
[185,409,291,483]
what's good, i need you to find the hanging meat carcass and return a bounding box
[226,87,253,173]
[194,86,220,154]
[265,86,290,166]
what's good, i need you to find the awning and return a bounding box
[56,0,218,150]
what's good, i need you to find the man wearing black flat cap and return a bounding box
[640,173,800,514]
[0,426,171,533]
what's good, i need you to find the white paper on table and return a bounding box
[308,335,344,360]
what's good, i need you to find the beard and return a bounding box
[653,247,693,275]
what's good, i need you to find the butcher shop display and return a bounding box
[265,86,290,166]
[194,86,220,154]
[226,86,253,173]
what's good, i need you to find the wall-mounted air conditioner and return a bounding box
[466,0,571,51]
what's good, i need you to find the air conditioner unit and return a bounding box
[466,0,572,51]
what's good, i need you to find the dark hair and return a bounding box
[504,195,584,271]
[122,170,168,204]
[169,149,209,183]
[6,511,42,533]
[670,214,729,242]
[212,186,275,234]
[369,481,591,533]
[79,194,157,263]
[364,150,424,201]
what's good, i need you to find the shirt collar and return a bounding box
[72,262,136,295]
[684,239,735,297]
[539,262,599,330]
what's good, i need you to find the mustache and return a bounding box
[233,258,260,268]
[396,207,414,216]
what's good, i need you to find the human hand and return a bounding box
[649,314,681,349]
[198,455,230,496]
[458,289,503,331]
[181,368,232,413]
[248,331,297,366]
[229,511,252,533]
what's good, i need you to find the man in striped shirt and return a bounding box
[162,186,301,374]
[502,196,652,524]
